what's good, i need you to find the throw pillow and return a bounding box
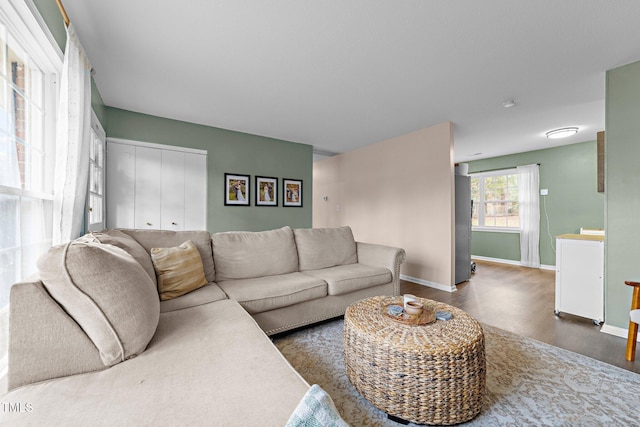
[150,240,208,301]
[38,240,160,367]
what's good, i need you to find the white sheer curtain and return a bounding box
[52,24,92,245]
[517,164,540,267]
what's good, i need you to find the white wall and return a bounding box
[313,122,455,288]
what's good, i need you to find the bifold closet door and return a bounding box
[106,140,207,231]
[106,142,135,229]
[134,146,162,229]
[161,150,185,230]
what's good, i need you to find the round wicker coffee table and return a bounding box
[344,296,485,425]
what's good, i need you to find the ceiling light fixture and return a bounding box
[545,127,578,139]
[503,99,516,108]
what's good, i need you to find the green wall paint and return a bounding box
[605,60,640,329]
[105,107,312,233]
[471,232,520,261]
[32,0,66,51]
[468,141,604,266]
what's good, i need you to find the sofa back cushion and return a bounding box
[212,226,299,281]
[37,240,160,367]
[78,230,156,286]
[294,226,358,271]
[120,229,215,283]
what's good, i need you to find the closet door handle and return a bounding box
[146,222,152,226]
[171,222,177,226]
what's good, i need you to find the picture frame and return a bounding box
[224,173,250,206]
[283,178,303,207]
[255,176,278,206]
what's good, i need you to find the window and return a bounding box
[471,169,519,230]
[87,113,106,231]
[0,2,60,310]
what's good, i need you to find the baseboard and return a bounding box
[600,323,640,342]
[400,274,457,293]
[471,255,555,271]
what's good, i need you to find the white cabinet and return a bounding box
[106,139,207,231]
[555,234,604,324]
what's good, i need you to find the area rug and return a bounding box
[273,319,640,426]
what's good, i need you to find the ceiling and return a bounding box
[63,1,640,162]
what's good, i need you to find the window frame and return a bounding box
[471,168,520,233]
[0,0,63,378]
[86,110,106,232]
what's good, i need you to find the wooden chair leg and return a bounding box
[627,320,638,361]
[625,282,640,361]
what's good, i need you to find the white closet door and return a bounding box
[106,142,135,229]
[184,152,207,229]
[161,150,185,230]
[134,146,162,229]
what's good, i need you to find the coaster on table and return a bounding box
[436,311,452,321]
[386,305,404,317]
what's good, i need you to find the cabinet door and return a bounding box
[556,239,604,321]
[161,150,185,230]
[134,147,162,229]
[184,153,207,229]
[106,142,135,229]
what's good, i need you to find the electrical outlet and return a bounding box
[540,189,549,196]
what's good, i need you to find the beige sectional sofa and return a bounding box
[1,226,405,425]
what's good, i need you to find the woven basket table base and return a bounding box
[344,296,486,425]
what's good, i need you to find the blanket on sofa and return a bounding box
[286,384,349,427]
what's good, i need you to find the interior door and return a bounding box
[161,150,185,230]
[134,146,162,229]
[106,141,135,229]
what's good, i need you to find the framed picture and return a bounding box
[255,176,278,206]
[225,173,250,206]
[283,178,303,207]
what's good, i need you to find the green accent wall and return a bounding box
[468,141,604,266]
[105,107,313,233]
[605,60,640,329]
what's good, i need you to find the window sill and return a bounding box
[472,227,520,234]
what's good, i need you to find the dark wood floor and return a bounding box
[401,260,640,374]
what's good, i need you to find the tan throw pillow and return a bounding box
[150,240,208,301]
[38,240,160,367]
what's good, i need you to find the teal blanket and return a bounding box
[285,384,350,427]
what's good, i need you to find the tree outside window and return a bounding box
[471,171,519,230]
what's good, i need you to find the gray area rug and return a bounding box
[273,319,640,426]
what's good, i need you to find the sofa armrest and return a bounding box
[8,281,105,390]
[356,242,406,296]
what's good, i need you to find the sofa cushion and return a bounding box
[0,300,309,426]
[302,263,392,296]
[212,226,299,281]
[293,226,358,271]
[120,229,216,283]
[37,240,160,367]
[159,283,228,313]
[150,240,208,301]
[78,230,157,285]
[218,273,327,314]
